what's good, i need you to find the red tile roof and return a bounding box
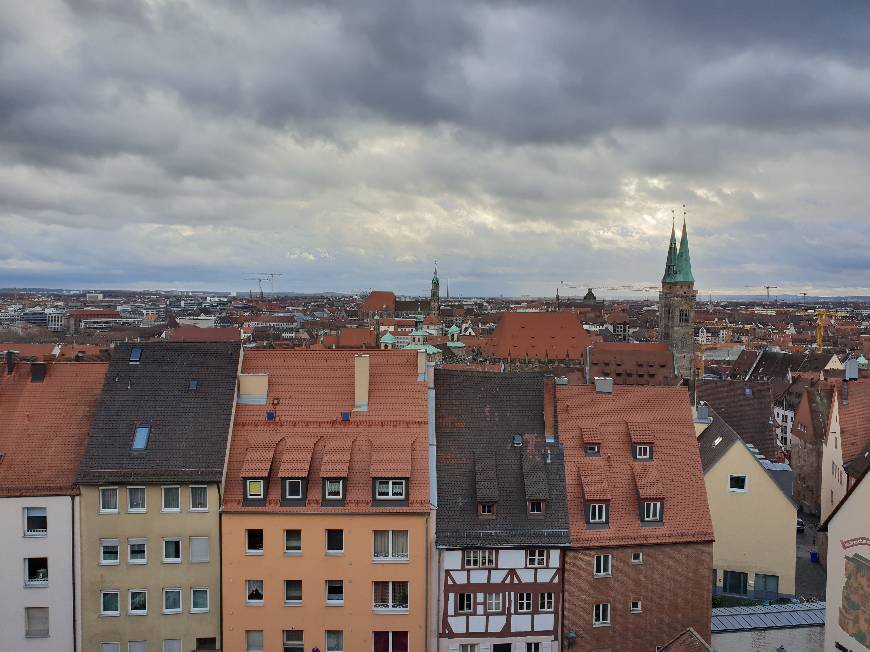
[558,384,714,547]
[223,350,429,513]
[0,362,107,497]
[835,380,870,464]
[0,343,57,359]
[484,311,592,361]
[361,290,396,313]
[168,326,240,342]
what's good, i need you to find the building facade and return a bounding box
[658,218,696,380]
[76,342,240,652]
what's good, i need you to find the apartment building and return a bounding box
[221,349,431,652]
[434,371,570,652]
[0,358,107,651]
[76,342,240,652]
[557,380,715,651]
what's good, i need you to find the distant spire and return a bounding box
[663,205,695,284]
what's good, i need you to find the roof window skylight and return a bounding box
[129,346,142,363]
[132,425,150,450]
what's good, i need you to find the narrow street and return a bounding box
[795,514,827,600]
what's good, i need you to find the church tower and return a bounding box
[658,211,697,380]
[430,262,440,316]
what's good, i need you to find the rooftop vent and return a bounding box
[594,377,613,394]
[30,362,47,383]
[696,401,711,423]
[513,433,523,447]
[6,350,16,374]
[845,358,859,381]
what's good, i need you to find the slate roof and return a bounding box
[559,384,714,547]
[168,326,240,342]
[697,380,778,460]
[223,350,429,513]
[435,370,570,548]
[711,603,826,632]
[0,362,107,497]
[77,342,240,484]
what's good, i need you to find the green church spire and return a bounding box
[662,214,679,282]
[663,209,694,284]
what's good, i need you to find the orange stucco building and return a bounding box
[221,349,432,652]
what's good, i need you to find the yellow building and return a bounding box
[697,408,797,598]
[221,349,432,652]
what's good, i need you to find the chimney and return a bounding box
[544,376,556,442]
[354,354,370,411]
[417,349,426,378]
[845,358,859,381]
[5,350,15,375]
[842,379,849,405]
[594,377,613,394]
[30,362,47,383]
[696,400,711,423]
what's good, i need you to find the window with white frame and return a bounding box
[375,479,406,499]
[128,589,147,615]
[189,485,208,511]
[326,529,343,553]
[464,549,496,568]
[285,580,302,604]
[326,580,344,604]
[246,579,264,604]
[528,499,545,514]
[526,644,541,652]
[593,602,610,626]
[246,529,264,555]
[127,487,146,513]
[373,632,408,652]
[285,529,302,553]
[642,501,663,522]
[163,588,182,614]
[373,530,409,560]
[631,551,644,564]
[539,592,555,611]
[128,539,147,564]
[101,591,120,616]
[631,599,642,613]
[516,592,532,612]
[25,606,49,638]
[100,539,120,565]
[373,581,409,611]
[729,474,748,492]
[189,536,209,563]
[161,486,180,512]
[101,644,121,652]
[457,593,473,613]
[99,487,118,513]
[589,502,607,523]
[325,479,343,499]
[23,507,47,536]
[128,642,147,652]
[485,592,503,612]
[459,645,478,652]
[325,630,343,652]
[163,641,182,652]
[163,538,181,563]
[246,630,264,652]
[527,549,546,567]
[585,443,600,456]
[283,630,304,652]
[191,587,209,613]
[635,444,651,459]
[284,479,303,499]
[246,479,264,499]
[594,553,612,577]
[25,557,48,586]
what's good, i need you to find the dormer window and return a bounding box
[284,479,303,500]
[585,444,601,457]
[245,479,264,500]
[129,346,142,363]
[132,425,150,450]
[634,444,652,460]
[375,479,406,500]
[188,379,199,391]
[642,501,663,522]
[587,502,608,524]
[528,500,546,516]
[324,479,344,500]
[478,502,496,518]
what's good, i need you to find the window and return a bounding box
[24,557,48,586]
[755,573,779,597]
[246,529,264,555]
[516,592,532,612]
[635,444,651,459]
[129,346,142,363]
[375,479,406,499]
[589,502,607,523]
[526,644,541,652]
[528,500,544,514]
[163,538,181,563]
[101,590,120,616]
[128,589,147,615]
[631,599,642,613]
[246,580,264,604]
[729,475,748,492]
[325,479,343,499]
[373,530,409,560]
[284,630,304,652]
[285,479,303,499]
[132,425,150,450]
[191,587,209,613]
[594,554,611,577]
[723,570,748,595]
[129,643,147,652]
[127,487,146,512]
[744,386,753,397]
[285,580,302,604]
[100,539,120,565]
[373,580,409,611]
[163,588,182,614]
[457,593,473,613]
[464,549,496,568]
[25,606,49,638]
[190,536,209,563]
[164,641,182,652]
[190,485,208,511]
[246,630,264,652]
[485,592,503,613]
[643,501,663,522]
[374,632,409,652]
[24,507,47,536]
[326,630,343,652]
[101,645,121,652]
[188,379,199,390]
[162,486,180,512]
[246,479,264,499]
[460,646,478,652]
[285,529,302,553]
[593,602,610,626]
[527,549,546,567]
[539,592,555,611]
[326,580,344,604]
[631,551,643,564]
[478,501,495,516]
[100,487,119,513]
[585,443,600,456]
[128,539,147,564]
[326,529,344,553]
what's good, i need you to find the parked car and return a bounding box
[797,518,805,533]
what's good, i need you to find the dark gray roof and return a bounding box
[77,342,240,483]
[698,380,778,459]
[711,603,826,632]
[697,409,741,472]
[434,370,569,548]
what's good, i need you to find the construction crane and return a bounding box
[744,285,779,303]
[559,282,658,293]
[815,309,850,351]
[244,272,284,299]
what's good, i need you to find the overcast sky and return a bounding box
[3,1,870,297]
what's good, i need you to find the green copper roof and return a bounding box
[447,324,461,334]
[662,219,695,284]
[380,332,397,343]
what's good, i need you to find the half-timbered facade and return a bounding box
[435,371,570,652]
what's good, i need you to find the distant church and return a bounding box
[658,215,696,380]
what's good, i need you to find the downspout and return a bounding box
[426,360,437,651]
[71,495,78,652]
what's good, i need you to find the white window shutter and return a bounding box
[449,646,459,652]
[481,644,491,652]
[541,642,551,652]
